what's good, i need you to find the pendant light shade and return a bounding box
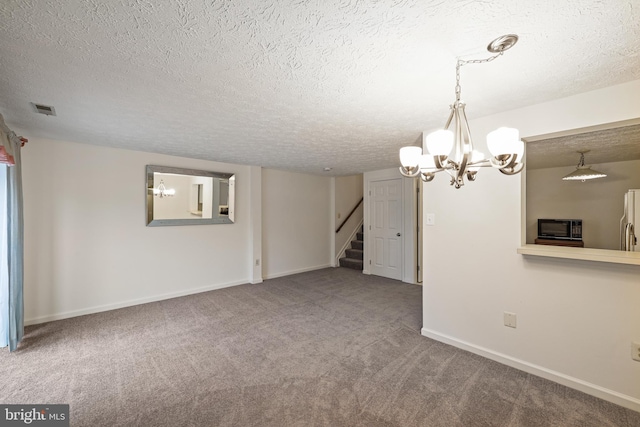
[562,166,607,181]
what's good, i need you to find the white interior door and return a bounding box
[370,178,403,280]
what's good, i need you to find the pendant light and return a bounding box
[562,150,607,182]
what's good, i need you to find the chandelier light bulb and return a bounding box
[399,146,422,169]
[426,129,454,156]
[486,127,520,157]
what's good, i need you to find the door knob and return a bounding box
[396,233,401,236]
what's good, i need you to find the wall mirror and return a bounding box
[146,165,235,226]
[524,118,640,251]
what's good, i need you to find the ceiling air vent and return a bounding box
[31,102,56,116]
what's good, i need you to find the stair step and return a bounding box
[345,248,363,260]
[340,225,364,271]
[339,257,363,270]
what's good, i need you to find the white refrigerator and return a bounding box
[620,189,639,251]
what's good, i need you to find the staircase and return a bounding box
[339,227,364,270]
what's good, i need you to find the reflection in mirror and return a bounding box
[524,119,640,250]
[146,165,235,226]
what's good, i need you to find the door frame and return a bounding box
[363,168,419,284]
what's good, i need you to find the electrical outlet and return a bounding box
[632,342,640,362]
[503,312,517,328]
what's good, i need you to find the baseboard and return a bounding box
[24,279,248,326]
[421,328,640,413]
[263,264,331,280]
[25,265,332,326]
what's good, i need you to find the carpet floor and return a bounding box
[1,267,638,426]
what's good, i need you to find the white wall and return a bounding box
[422,79,640,411]
[21,137,253,324]
[21,138,340,322]
[527,159,640,249]
[262,168,332,278]
[334,174,363,258]
[248,166,262,284]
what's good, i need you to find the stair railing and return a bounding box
[335,197,363,233]
[336,218,364,267]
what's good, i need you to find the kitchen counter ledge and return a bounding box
[518,244,640,266]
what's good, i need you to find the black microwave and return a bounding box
[537,219,583,241]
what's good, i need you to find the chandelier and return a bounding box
[152,179,175,198]
[562,150,607,181]
[399,35,525,189]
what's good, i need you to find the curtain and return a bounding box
[0,164,8,347]
[0,114,25,352]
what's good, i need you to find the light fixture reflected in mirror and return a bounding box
[562,150,607,182]
[146,165,235,226]
[152,179,176,197]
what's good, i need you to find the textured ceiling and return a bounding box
[1,0,639,175]
[526,123,640,170]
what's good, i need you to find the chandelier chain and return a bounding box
[454,51,504,101]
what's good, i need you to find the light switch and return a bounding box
[504,312,517,328]
[426,213,435,226]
